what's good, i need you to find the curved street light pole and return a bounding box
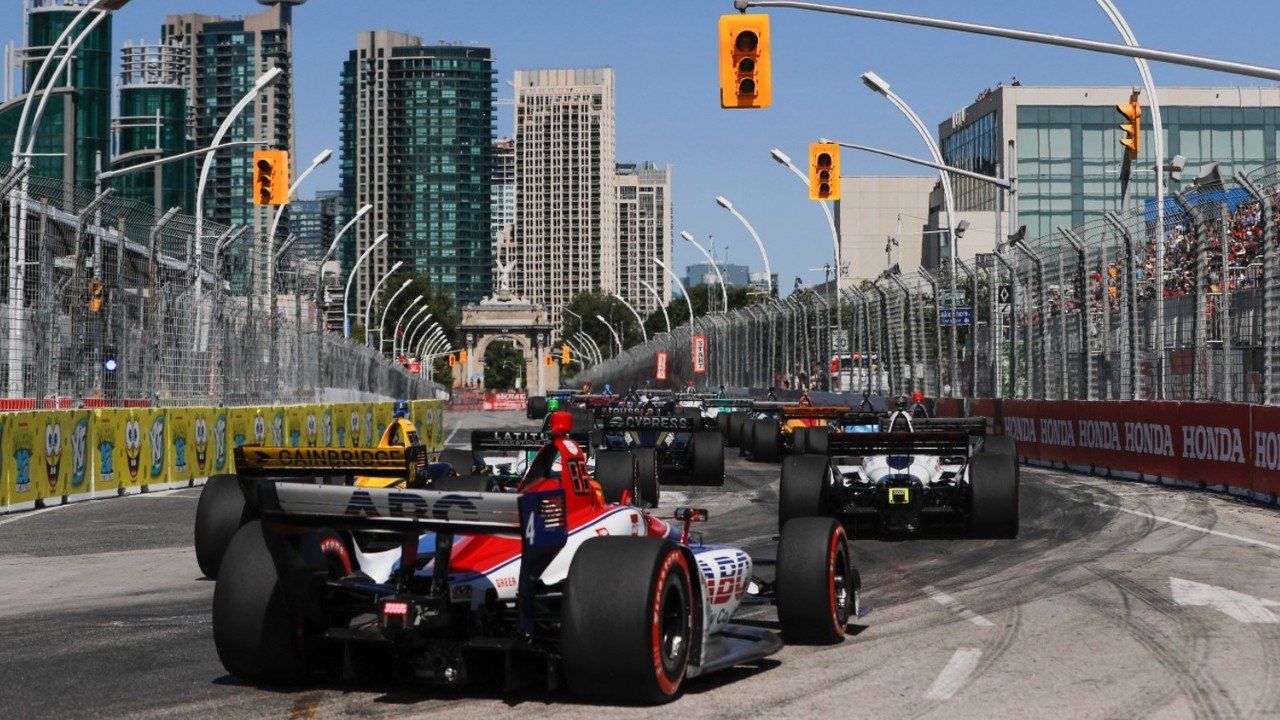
[389,296,424,357]
[639,279,671,332]
[1095,0,1166,399]
[377,280,414,353]
[862,70,960,396]
[770,149,842,279]
[611,292,649,343]
[342,232,389,338]
[714,196,773,296]
[680,231,729,314]
[397,306,431,359]
[363,260,404,346]
[655,258,696,326]
[314,203,371,335]
[595,314,624,355]
[574,331,604,365]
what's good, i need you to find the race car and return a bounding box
[194,403,458,579]
[779,409,1018,537]
[211,411,859,704]
[447,428,594,491]
[740,398,854,463]
[592,401,725,491]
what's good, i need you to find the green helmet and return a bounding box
[547,397,562,412]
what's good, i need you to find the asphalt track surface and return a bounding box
[3,410,1280,719]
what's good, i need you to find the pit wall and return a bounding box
[936,398,1279,506]
[0,399,446,514]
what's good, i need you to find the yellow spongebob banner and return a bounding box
[285,405,318,448]
[209,407,232,475]
[373,402,393,447]
[25,410,92,503]
[166,407,196,487]
[90,409,122,497]
[5,412,39,510]
[188,407,217,480]
[410,400,445,452]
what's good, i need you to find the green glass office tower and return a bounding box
[340,31,495,311]
[0,0,112,191]
[109,41,194,213]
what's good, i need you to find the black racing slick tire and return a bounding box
[212,521,309,684]
[737,417,753,457]
[984,434,1017,460]
[776,517,854,645]
[716,412,731,437]
[805,426,831,455]
[791,427,810,456]
[439,448,475,476]
[691,431,725,486]
[569,408,595,435]
[779,455,831,529]
[562,537,695,704]
[595,450,636,505]
[725,412,745,448]
[527,396,548,420]
[968,452,1019,539]
[633,447,661,507]
[752,419,781,463]
[195,474,248,579]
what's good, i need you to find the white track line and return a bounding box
[0,503,72,526]
[921,584,995,627]
[444,424,461,446]
[925,647,983,700]
[1093,502,1280,552]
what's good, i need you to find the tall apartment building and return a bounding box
[615,161,671,314]
[340,31,495,312]
[492,137,515,240]
[291,189,339,261]
[162,0,300,286]
[511,68,617,316]
[110,40,194,213]
[0,0,113,190]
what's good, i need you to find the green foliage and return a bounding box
[372,269,459,382]
[559,292,645,358]
[483,341,525,390]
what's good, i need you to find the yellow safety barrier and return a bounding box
[0,399,445,513]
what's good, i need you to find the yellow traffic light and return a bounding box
[459,350,468,363]
[545,355,554,367]
[448,354,457,367]
[560,344,571,364]
[252,149,290,206]
[719,14,771,109]
[808,142,840,201]
[1117,91,1142,160]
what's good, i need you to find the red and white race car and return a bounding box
[213,411,860,704]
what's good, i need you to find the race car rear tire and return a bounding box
[594,450,636,505]
[776,517,854,645]
[736,416,753,456]
[805,426,831,455]
[527,396,548,420]
[213,521,309,684]
[791,427,810,456]
[968,452,1019,539]
[676,406,701,424]
[562,537,695,704]
[752,419,781,463]
[691,431,725,486]
[724,412,744,448]
[716,411,730,437]
[438,448,474,475]
[984,434,1018,460]
[195,474,248,579]
[569,408,595,435]
[634,447,661,507]
[779,455,831,529]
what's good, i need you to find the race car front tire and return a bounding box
[736,416,753,456]
[691,431,725,486]
[968,452,1019,539]
[195,474,248,579]
[791,427,810,456]
[779,455,831,529]
[527,396,548,420]
[213,521,309,684]
[805,426,831,455]
[776,517,854,645]
[716,411,730,437]
[594,450,636,504]
[752,419,781,462]
[634,447,661,507]
[562,537,695,704]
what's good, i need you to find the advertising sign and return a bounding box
[692,335,708,375]
[656,352,669,381]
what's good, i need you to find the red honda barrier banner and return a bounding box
[692,335,707,375]
[483,391,527,411]
[656,352,669,381]
[448,387,484,412]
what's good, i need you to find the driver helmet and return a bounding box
[602,383,613,397]
[392,400,410,418]
[547,397,562,412]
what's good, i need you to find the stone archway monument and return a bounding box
[453,262,559,395]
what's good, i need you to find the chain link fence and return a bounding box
[0,162,440,407]
[581,160,1280,404]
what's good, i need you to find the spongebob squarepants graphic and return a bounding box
[98,425,115,487]
[322,409,333,446]
[172,417,188,475]
[13,425,32,496]
[253,415,266,445]
[193,416,209,473]
[348,410,361,448]
[124,418,142,479]
[214,412,228,469]
[272,411,285,446]
[44,419,62,494]
[148,415,165,482]
[69,417,88,492]
[305,413,318,447]
[364,408,374,448]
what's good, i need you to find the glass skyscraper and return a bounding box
[939,86,1280,242]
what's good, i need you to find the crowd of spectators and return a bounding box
[1139,197,1265,299]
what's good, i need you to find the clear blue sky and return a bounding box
[15,0,1278,289]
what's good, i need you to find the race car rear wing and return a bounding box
[825,430,972,458]
[778,405,854,420]
[600,413,698,431]
[257,479,524,535]
[234,444,426,480]
[900,417,987,435]
[705,398,754,409]
[470,429,589,453]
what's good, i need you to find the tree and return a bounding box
[483,341,524,390]
[368,270,460,384]
[558,292,645,359]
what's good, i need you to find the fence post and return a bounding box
[1221,205,1232,402]
[1104,212,1139,400]
[1059,228,1090,400]
[1175,192,1208,400]
[916,269,942,398]
[954,258,978,398]
[1237,171,1272,404]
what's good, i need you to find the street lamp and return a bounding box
[315,203,371,333]
[362,261,404,346]
[611,292,649,343]
[389,296,424,356]
[397,306,431,358]
[574,331,604,365]
[714,195,773,295]
[655,258,696,326]
[266,148,332,301]
[595,314,624,355]
[680,231,729,314]
[861,70,960,396]
[377,280,414,353]
[342,232,389,338]
[640,279,671,332]
[770,148,842,282]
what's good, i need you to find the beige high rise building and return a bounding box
[511,68,617,315]
[836,176,937,284]
[615,162,672,314]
